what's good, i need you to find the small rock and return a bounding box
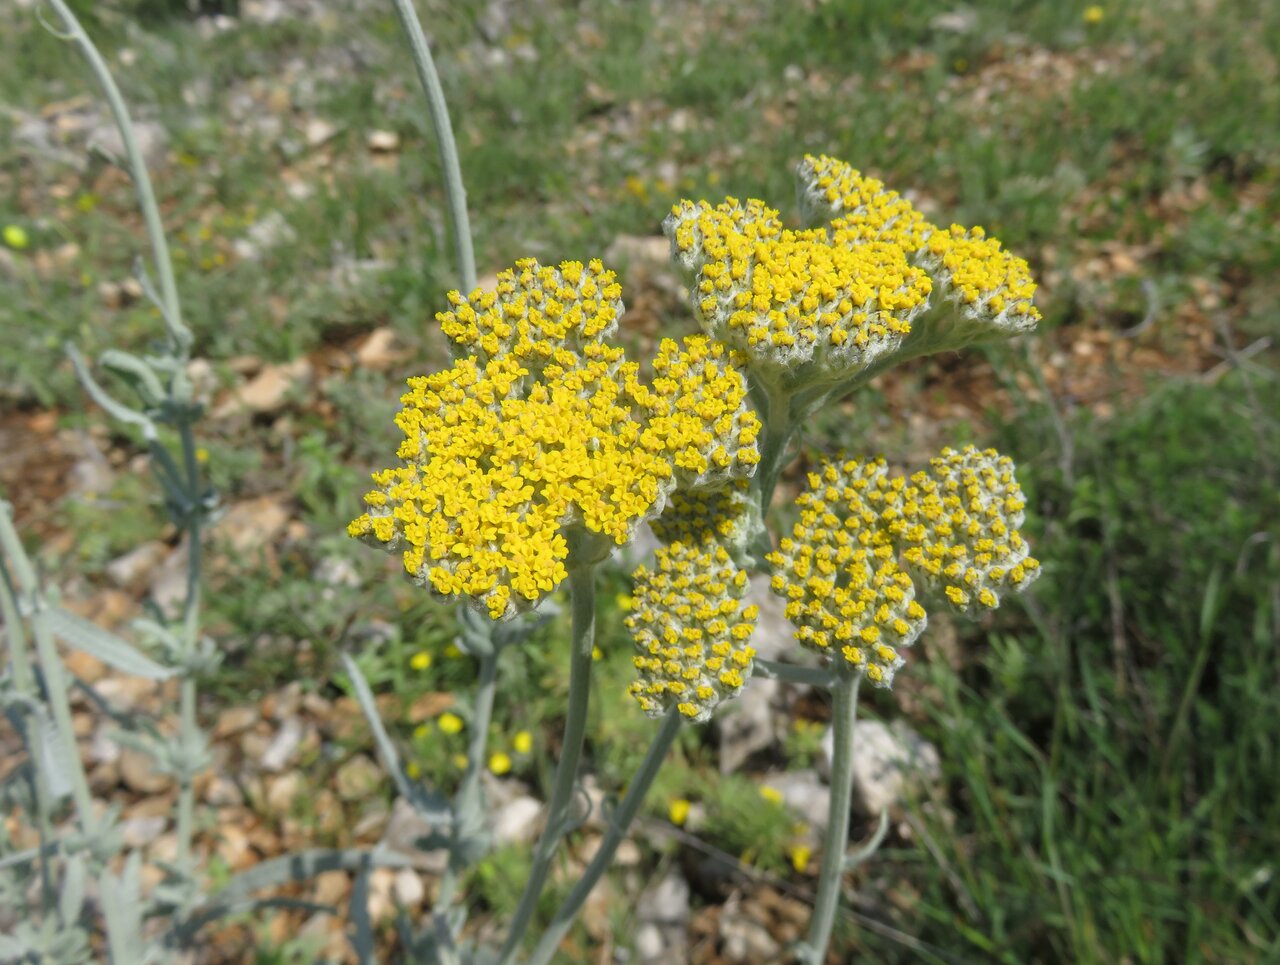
[259,717,304,772]
[217,495,291,553]
[203,776,243,807]
[833,719,942,817]
[719,892,781,964]
[64,649,107,686]
[314,869,348,907]
[637,870,690,925]
[185,358,217,407]
[392,868,425,908]
[266,772,304,815]
[492,795,543,846]
[216,823,255,871]
[88,723,120,764]
[105,540,168,592]
[367,129,400,152]
[634,923,664,962]
[335,754,384,801]
[119,747,173,795]
[353,327,407,371]
[149,541,191,618]
[762,769,830,831]
[615,838,642,867]
[213,358,313,418]
[367,867,396,922]
[214,705,259,739]
[94,676,157,714]
[305,117,337,148]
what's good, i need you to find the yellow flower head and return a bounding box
[438,712,464,735]
[350,260,760,620]
[3,225,29,250]
[665,156,1041,387]
[766,457,927,687]
[668,797,692,826]
[796,154,931,253]
[651,476,753,549]
[626,540,758,723]
[513,730,534,754]
[488,751,513,775]
[917,225,1041,338]
[1084,5,1104,23]
[881,445,1041,613]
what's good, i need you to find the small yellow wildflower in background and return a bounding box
[1084,5,1105,23]
[3,225,29,250]
[413,723,432,739]
[513,730,534,754]
[438,712,464,735]
[489,751,513,775]
[444,643,463,659]
[452,753,468,769]
[616,594,635,611]
[668,798,691,826]
[591,645,603,662]
[406,761,422,779]
[789,843,812,873]
[760,786,784,806]
[410,651,433,671]
[195,447,210,464]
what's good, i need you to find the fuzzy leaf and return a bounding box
[48,608,174,680]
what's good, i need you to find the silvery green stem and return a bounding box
[388,0,477,294]
[754,382,795,515]
[175,424,204,870]
[43,0,189,352]
[497,565,597,963]
[432,648,498,917]
[0,527,57,905]
[800,670,861,964]
[525,708,683,965]
[0,513,100,834]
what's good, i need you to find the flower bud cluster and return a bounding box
[626,540,758,723]
[767,459,927,687]
[663,155,1042,390]
[768,447,1039,686]
[650,477,752,548]
[882,446,1041,611]
[350,259,760,620]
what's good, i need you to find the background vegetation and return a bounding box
[2,0,1277,960]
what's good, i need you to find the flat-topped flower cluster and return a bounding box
[349,258,760,620]
[352,154,1044,715]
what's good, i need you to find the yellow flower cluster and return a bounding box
[796,153,930,253]
[663,155,1041,386]
[436,258,623,372]
[767,446,1039,685]
[349,260,760,620]
[626,540,758,723]
[651,476,752,548]
[880,446,1041,611]
[917,225,1040,336]
[767,458,926,687]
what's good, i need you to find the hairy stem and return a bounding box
[388,0,477,294]
[801,671,861,963]
[525,708,683,965]
[498,565,597,963]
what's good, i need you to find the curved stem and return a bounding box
[753,382,795,516]
[388,0,477,294]
[44,0,189,352]
[175,423,203,870]
[801,671,861,964]
[525,709,683,965]
[497,565,597,963]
